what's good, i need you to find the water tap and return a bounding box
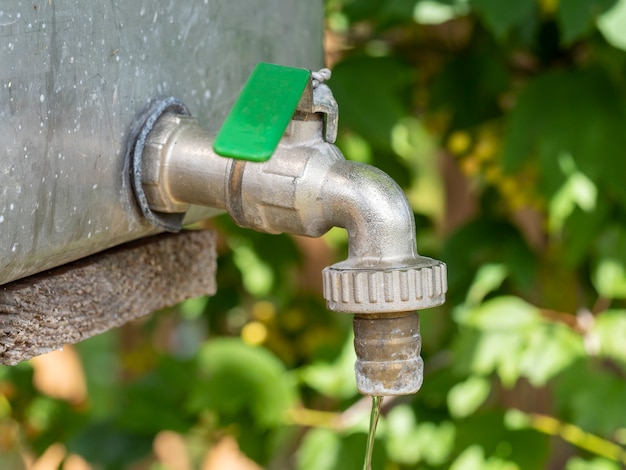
[130,63,447,396]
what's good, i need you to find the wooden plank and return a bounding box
[0,230,217,365]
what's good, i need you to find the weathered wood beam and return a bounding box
[0,230,217,365]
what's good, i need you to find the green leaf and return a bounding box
[519,323,585,386]
[68,422,153,470]
[562,200,610,267]
[378,0,421,24]
[385,404,456,465]
[418,421,457,465]
[451,445,521,470]
[231,242,274,296]
[342,0,422,28]
[74,331,121,419]
[457,296,539,331]
[301,430,387,470]
[330,56,413,152]
[555,360,626,435]
[566,457,622,470]
[455,412,550,468]
[336,432,388,470]
[495,335,526,388]
[598,0,626,50]
[464,264,508,308]
[298,332,358,399]
[593,259,626,298]
[342,0,387,23]
[191,338,296,427]
[447,376,491,418]
[592,310,626,364]
[385,404,418,462]
[470,331,521,379]
[463,329,526,388]
[548,153,598,235]
[451,446,485,470]
[218,218,302,298]
[503,409,532,430]
[470,0,536,38]
[337,132,373,164]
[503,68,626,206]
[456,297,583,387]
[443,219,536,304]
[557,0,617,45]
[178,296,209,320]
[385,405,422,464]
[391,117,445,222]
[454,298,536,386]
[297,428,341,470]
[430,50,509,129]
[116,356,195,434]
[592,225,626,298]
[413,0,469,24]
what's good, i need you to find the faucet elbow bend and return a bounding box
[318,159,419,269]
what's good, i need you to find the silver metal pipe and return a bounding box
[140,113,230,213]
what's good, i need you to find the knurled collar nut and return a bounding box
[322,258,447,313]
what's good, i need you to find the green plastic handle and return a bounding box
[212,63,310,162]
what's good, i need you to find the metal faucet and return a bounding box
[131,63,447,396]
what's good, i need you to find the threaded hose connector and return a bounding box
[322,257,446,395]
[353,312,423,395]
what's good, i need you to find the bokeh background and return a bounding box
[3,0,626,468]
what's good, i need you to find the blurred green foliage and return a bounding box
[3,0,626,468]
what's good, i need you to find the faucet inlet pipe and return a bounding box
[130,64,447,395]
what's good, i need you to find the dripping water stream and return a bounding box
[363,395,383,470]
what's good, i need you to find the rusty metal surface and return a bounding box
[0,0,323,286]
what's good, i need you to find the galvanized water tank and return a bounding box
[0,1,323,285]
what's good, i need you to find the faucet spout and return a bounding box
[317,150,446,396]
